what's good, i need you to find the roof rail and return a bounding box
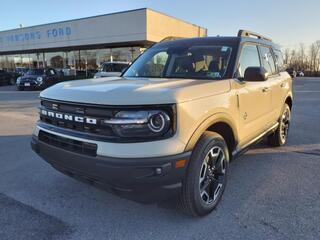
[238,30,272,42]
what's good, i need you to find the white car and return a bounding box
[94,62,129,78]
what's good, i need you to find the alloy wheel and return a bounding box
[280,108,291,143]
[199,146,226,205]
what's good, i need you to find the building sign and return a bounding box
[0,27,72,45]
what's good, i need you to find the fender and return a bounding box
[184,112,239,152]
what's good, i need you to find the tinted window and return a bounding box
[124,45,232,80]
[113,63,128,72]
[102,63,113,72]
[238,45,261,78]
[274,49,285,72]
[259,46,276,75]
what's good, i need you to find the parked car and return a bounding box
[93,61,129,78]
[31,30,293,216]
[16,68,60,90]
[0,69,16,85]
[297,71,305,77]
[286,68,297,78]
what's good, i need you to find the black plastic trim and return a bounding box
[31,136,191,203]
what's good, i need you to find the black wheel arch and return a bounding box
[185,118,238,158]
[285,96,293,110]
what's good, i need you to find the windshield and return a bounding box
[26,69,45,75]
[124,45,232,80]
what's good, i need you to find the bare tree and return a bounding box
[285,40,320,76]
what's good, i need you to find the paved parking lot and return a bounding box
[0,78,319,240]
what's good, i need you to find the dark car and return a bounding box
[17,68,60,90]
[286,68,297,78]
[0,70,16,85]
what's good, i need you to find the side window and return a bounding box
[274,50,285,72]
[238,45,260,78]
[259,46,276,75]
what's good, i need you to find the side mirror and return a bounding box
[244,67,268,82]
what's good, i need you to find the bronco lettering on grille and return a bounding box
[40,109,97,125]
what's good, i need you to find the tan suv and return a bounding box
[31,30,293,216]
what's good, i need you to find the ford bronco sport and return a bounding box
[31,30,293,216]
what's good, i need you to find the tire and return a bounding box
[179,131,229,217]
[267,104,291,147]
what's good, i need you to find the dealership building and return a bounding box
[0,8,207,75]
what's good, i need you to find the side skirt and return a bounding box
[232,123,279,159]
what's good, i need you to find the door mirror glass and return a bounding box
[244,67,269,82]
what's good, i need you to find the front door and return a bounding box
[235,44,273,144]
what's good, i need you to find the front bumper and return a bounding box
[31,135,191,203]
[18,81,40,88]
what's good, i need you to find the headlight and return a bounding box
[103,110,173,139]
[16,77,21,84]
[36,77,43,84]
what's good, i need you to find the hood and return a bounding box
[40,77,231,105]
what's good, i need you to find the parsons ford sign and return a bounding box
[0,27,72,45]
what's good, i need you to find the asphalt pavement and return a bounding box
[0,78,319,240]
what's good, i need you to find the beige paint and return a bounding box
[35,72,292,158]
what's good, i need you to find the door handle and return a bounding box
[262,87,269,92]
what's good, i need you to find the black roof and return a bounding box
[153,35,281,51]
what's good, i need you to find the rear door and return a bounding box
[235,44,273,143]
[258,45,282,123]
[269,49,290,119]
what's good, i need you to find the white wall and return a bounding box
[0,9,147,53]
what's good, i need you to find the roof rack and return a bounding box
[238,30,272,42]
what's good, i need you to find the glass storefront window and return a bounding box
[0,45,143,74]
[45,52,65,69]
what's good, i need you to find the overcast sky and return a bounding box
[1,0,319,48]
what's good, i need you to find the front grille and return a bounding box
[38,130,97,156]
[39,99,117,138]
[38,98,176,143]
